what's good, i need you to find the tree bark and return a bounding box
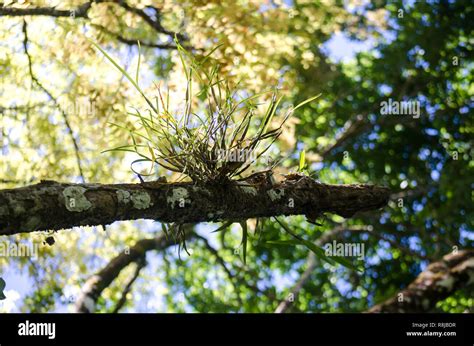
[368,250,474,313]
[0,177,390,236]
[0,1,94,18]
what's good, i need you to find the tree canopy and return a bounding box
[0,0,472,313]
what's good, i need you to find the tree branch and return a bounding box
[0,177,390,236]
[275,224,371,313]
[368,250,474,313]
[1,1,183,50]
[22,20,86,182]
[114,1,185,41]
[0,1,94,18]
[195,234,245,308]
[90,23,177,50]
[313,79,430,162]
[110,259,146,313]
[75,228,194,313]
[274,188,429,313]
[317,114,370,162]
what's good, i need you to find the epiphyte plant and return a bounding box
[90,39,335,267]
[92,39,320,184]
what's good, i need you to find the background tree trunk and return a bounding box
[368,250,474,313]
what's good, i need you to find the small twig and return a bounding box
[22,20,86,183]
[111,258,146,313]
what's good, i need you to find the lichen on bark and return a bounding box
[62,186,92,212]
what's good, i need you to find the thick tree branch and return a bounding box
[75,228,194,313]
[0,177,390,236]
[368,250,474,313]
[275,188,429,313]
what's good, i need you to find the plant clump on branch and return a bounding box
[93,39,320,184]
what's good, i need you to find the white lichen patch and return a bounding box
[130,191,152,210]
[116,190,131,204]
[116,190,152,209]
[437,276,455,290]
[63,186,92,212]
[267,188,285,201]
[240,185,258,196]
[167,187,190,209]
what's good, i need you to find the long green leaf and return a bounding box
[136,40,141,85]
[293,93,322,111]
[299,149,306,171]
[240,221,248,265]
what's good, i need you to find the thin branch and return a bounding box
[111,258,146,313]
[195,234,244,308]
[1,1,186,50]
[275,224,370,313]
[0,102,49,114]
[0,1,94,18]
[368,229,432,261]
[90,23,177,50]
[274,186,430,313]
[115,1,185,41]
[313,79,429,162]
[274,217,432,313]
[317,114,370,162]
[22,20,86,182]
[75,226,194,313]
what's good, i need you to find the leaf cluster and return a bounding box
[94,39,319,183]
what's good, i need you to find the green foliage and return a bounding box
[298,149,306,172]
[95,39,319,183]
[271,217,362,272]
